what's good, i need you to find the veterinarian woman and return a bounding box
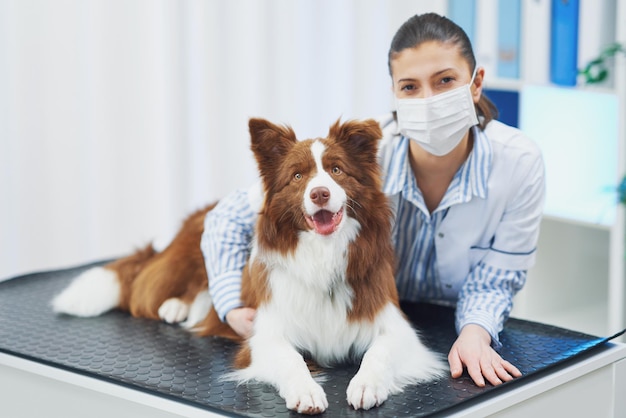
[201,13,545,388]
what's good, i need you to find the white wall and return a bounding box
[512,218,611,336]
[0,0,447,279]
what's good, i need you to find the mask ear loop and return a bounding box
[466,67,479,105]
[467,67,480,128]
[469,67,478,89]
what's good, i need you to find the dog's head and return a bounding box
[249,118,384,250]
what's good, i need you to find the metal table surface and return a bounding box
[0,261,623,417]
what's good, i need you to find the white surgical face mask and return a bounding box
[395,70,479,156]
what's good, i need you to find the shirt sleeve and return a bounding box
[455,265,526,350]
[455,137,545,349]
[200,184,261,321]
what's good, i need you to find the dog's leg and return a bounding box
[159,286,211,326]
[180,289,212,329]
[157,298,190,323]
[346,304,445,410]
[275,349,328,414]
[227,313,329,415]
[242,338,328,414]
[346,329,395,410]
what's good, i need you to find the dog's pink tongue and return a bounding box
[312,210,336,235]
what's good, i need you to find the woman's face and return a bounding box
[390,40,480,101]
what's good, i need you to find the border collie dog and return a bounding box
[53,118,445,414]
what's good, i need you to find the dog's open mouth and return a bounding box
[305,208,344,235]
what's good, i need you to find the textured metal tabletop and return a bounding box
[0,261,616,417]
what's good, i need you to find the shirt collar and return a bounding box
[383,135,410,196]
[465,125,492,199]
[383,126,492,202]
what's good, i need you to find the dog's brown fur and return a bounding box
[95,118,392,352]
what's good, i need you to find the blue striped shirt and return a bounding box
[385,133,526,349]
[201,189,257,320]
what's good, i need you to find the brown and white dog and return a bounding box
[52,118,445,414]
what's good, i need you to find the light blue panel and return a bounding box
[448,0,476,45]
[497,0,521,79]
[520,85,619,226]
[550,0,579,86]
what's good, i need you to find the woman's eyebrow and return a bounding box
[431,68,455,77]
[397,69,457,83]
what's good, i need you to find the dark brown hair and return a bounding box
[388,13,498,129]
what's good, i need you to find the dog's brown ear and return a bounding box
[249,118,297,183]
[328,118,382,159]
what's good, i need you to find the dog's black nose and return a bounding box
[310,187,330,205]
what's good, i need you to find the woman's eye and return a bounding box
[332,166,342,175]
[401,84,416,92]
[294,173,302,181]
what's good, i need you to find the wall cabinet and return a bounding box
[463,0,626,339]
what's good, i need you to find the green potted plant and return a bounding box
[579,42,625,84]
[579,42,625,204]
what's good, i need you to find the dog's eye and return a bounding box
[332,166,342,175]
[294,173,302,181]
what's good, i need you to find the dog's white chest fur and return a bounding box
[252,216,372,365]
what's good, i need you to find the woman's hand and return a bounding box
[448,324,521,387]
[225,307,256,339]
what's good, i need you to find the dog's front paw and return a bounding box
[282,380,328,415]
[346,373,390,410]
[158,298,190,323]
